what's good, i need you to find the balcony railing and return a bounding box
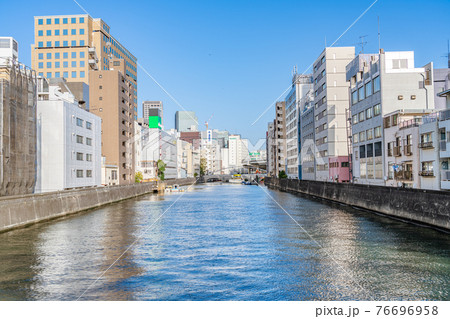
[439,109,450,121]
[393,146,401,157]
[395,171,413,181]
[441,170,450,181]
[403,144,412,156]
[419,141,434,149]
[387,149,393,157]
[440,141,447,151]
[419,170,435,177]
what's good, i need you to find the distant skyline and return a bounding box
[1,0,449,143]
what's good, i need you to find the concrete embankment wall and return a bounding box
[265,177,450,230]
[0,178,196,233]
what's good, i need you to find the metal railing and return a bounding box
[395,171,413,181]
[419,170,434,177]
[403,144,412,156]
[393,146,401,157]
[441,170,450,181]
[419,141,434,149]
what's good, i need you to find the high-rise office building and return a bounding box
[313,47,355,182]
[175,111,198,132]
[89,58,136,185]
[143,101,163,125]
[31,14,137,118]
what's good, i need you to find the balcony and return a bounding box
[403,144,412,156]
[393,146,401,157]
[395,171,413,181]
[419,141,434,149]
[419,170,435,177]
[387,149,393,157]
[441,170,450,190]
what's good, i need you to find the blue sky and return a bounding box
[1,0,449,144]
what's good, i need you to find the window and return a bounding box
[352,90,358,105]
[63,52,68,59]
[46,30,51,36]
[80,40,85,46]
[86,154,92,162]
[71,40,76,46]
[86,121,92,130]
[80,71,85,78]
[86,138,92,146]
[360,145,366,159]
[38,19,43,25]
[71,17,76,23]
[38,30,43,36]
[46,53,51,59]
[365,81,372,97]
[55,53,60,59]
[76,152,84,161]
[63,61,68,67]
[63,29,68,35]
[63,41,68,47]
[76,170,83,178]
[373,76,380,93]
[55,62,60,68]
[353,133,359,143]
[38,41,43,47]
[367,129,373,140]
[71,52,76,58]
[72,61,77,67]
[38,72,43,77]
[367,143,374,158]
[80,52,85,58]
[358,86,365,101]
[71,29,76,35]
[366,107,373,119]
[374,126,382,138]
[72,71,77,78]
[86,170,92,178]
[38,62,43,69]
[46,18,51,25]
[80,61,85,67]
[373,104,381,116]
[359,111,365,122]
[46,41,52,47]
[80,29,85,35]
[46,72,52,78]
[55,18,60,24]
[374,141,382,157]
[63,71,68,78]
[76,135,83,144]
[55,72,60,78]
[55,41,60,47]
[359,131,366,142]
[55,29,60,36]
[80,17,85,23]
[38,53,43,60]
[76,118,83,127]
[63,18,68,24]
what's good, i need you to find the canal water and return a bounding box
[0,184,448,300]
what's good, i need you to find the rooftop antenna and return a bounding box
[359,35,368,54]
[377,16,381,52]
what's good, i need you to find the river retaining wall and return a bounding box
[265,177,450,230]
[0,178,196,233]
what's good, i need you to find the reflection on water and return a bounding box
[0,184,448,300]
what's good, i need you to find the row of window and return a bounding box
[38,52,86,59]
[38,29,85,36]
[38,61,86,68]
[38,71,85,79]
[76,169,93,178]
[352,104,381,124]
[351,76,380,105]
[76,135,92,145]
[76,152,93,161]
[353,126,382,143]
[76,118,92,130]
[357,141,383,159]
[37,40,86,48]
[38,17,85,25]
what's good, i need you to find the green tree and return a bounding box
[194,172,198,178]
[135,171,143,183]
[157,160,166,181]
[200,157,207,176]
[278,170,287,179]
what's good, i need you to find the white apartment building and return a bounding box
[285,73,313,178]
[229,134,249,173]
[438,109,450,190]
[347,51,434,185]
[36,78,101,192]
[299,89,315,180]
[313,47,355,182]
